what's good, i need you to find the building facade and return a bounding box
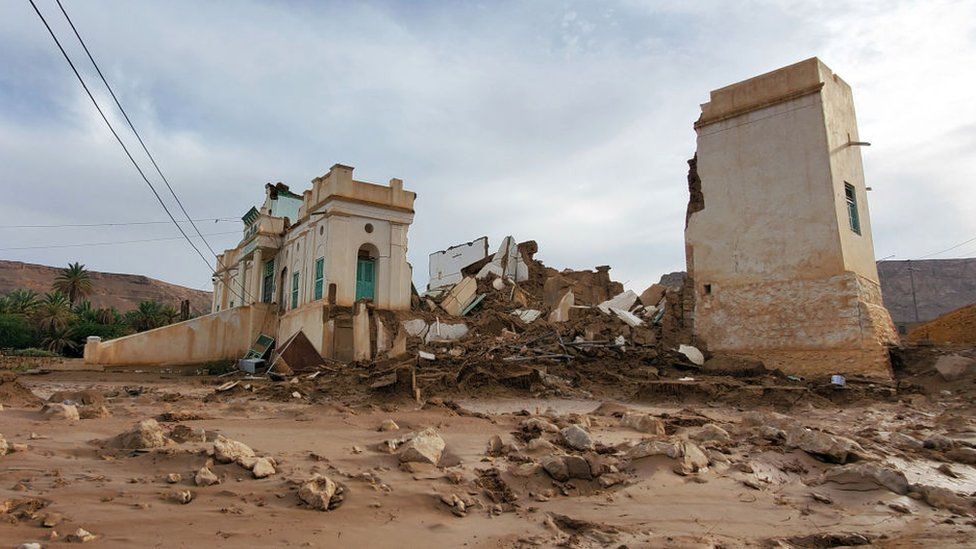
[85,164,415,366]
[685,58,898,378]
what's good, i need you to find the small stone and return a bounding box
[811,492,833,504]
[42,511,64,527]
[252,457,276,479]
[298,474,340,511]
[168,489,194,504]
[521,417,559,433]
[18,544,42,549]
[0,433,7,456]
[12,443,28,453]
[195,466,220,486]
[79,405,111,420]
[559,424,594,451]
[68,527,97,542]
[822,463,909,495]
[379,419,400,432]
[691,423,732,444]
[169,424,206,444]
[889,502,911,514]
[620,412,666,435]
[42,402,80,422]
[166,473,182,484]
[111,419,171,449]
[213,435,255,464]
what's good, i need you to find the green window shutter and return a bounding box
[313,257,324,300]
[844,183,861,235]
[291,271,299,309]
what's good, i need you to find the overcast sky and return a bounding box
[2,0,975,295]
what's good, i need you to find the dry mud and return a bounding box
[1,368,975,548]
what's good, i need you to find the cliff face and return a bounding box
[0,260,212,315]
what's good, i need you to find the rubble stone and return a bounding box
[620,413,665,435]
[112,419,171,449]
[934,355,976,381]
[298,474,340,511]
[560,425,594,451]
[541,455,592,481]
[691,423,731,444]
[166,473,182,484]
[79,405,111,419]
[626,440,680,460]
[252,457,276,479]
[195,466,220,486]
[913,484,974,515]
[783,425,866,464]
[213,435,255,464]
[821,463,909,495]
[0,433,7,456]
[42,402,79,422]
[397,428,445,465]
[521,417,559,433]
[170,425,206,443]
[168,489,194,504]
[379,419,400,432]
[673,441,709,475]
[67,528,96,542]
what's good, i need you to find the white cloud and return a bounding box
[0,0,973,294]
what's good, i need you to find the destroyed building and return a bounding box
[84,164,416,366]
[684,57,898,378]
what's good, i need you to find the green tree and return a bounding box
[42,326,78,355]
[33,291,75,333]
[0,313,35,348]
[127,300,166,332]
[2,289,41,314]
[53,262,93,306]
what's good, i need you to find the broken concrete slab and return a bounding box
[639,283,666,308]
[441,277,478,316]
[609,307,643,327]
[512,309,542,323]
[548,290,574,323]
[597,290,639,315]
[425,320,469,343]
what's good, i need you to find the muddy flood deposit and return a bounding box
[1,347,975,548]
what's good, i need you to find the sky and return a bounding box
[1,0,975,295]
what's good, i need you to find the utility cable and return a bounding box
[0,217,237,229]
[0,230,239,251]
[27,0,216,274]
[55,0,222,260]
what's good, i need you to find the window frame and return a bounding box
[313,257,325,300]
[291,271,300,309]
[844,182,861,236]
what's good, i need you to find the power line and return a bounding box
[0,230,239,251]
[55,0,222,261]
[27,0,216,274]
[0,217,238,229]
[914,234,976,260]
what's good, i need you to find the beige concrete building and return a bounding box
[85,164,416,367]
[685,58,898,378]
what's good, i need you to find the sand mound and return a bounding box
[0,371,43,407]
[908,302,976,345]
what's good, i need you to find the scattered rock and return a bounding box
[945,447,976,465]
[627,439,681,460]
[298,474,344,511]
[0,433,7,456]
[691,423,731,445]
[169,424,206,444]
[934,355,976,381]
[66,527,96,542]
[673,441,709,475]
[42,402,79,422]
[560,424,594,451]
[811,492,833,504]
[781,424,866,464]
[379,419,400,432]
[821,463,909,495]
[168,489,194,504]
[912,484,974,515]
[78,405,111,420]
[166,473,182,484]
[213,435,255,464]
[41,512,64,527]
[541,455,592,481]
[397,428,445,465]
[195,466,220,487]
[110,419,171,449]
[620,413,666,435]
[251,457,276,479]
[526,438,557,454]
[521,417,559,433]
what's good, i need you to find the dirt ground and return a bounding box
[1,359,975,548]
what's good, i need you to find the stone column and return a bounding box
[250,248,264,305]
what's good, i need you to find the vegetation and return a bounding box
[0,262,186,357]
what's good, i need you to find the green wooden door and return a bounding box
[355,258,375,301]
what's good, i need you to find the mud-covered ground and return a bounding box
[1,357,975,548]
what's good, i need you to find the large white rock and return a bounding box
[598,290,639,315]
[560,424,594,451]
[299,474,339,511]
[677,345,705,366]
[398,428,446,465]
[213,435,255,464]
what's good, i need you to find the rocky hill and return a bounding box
[0,260,212,315]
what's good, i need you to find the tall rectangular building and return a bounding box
[685,58,898,378]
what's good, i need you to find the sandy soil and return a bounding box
[1,370,975,548]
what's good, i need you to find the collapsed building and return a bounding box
[684,57,898,378]
[83,57,900,381]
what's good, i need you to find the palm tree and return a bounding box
[53,262,93,306]
[42,326,78,355]
[4,289,41,315]
[33,292,74,333]
[160,305,180,325]
[127,300,165,332]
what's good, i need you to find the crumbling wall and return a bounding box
[694,272,895,377]
[685,154,703,228]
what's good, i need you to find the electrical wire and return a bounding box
[26,0,216,273]
[55,0,222,260]
[0,230,240,251]
[0,217,238,229]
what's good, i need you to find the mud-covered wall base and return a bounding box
[693,271,898,378]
